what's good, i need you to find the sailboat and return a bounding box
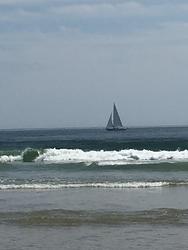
[106,103,126,131]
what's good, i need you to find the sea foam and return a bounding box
[0,181,170,190]
[1,148,188,165]
[0,155,22,163]
[36,148,188,165]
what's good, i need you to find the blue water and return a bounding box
[1,127,188,150]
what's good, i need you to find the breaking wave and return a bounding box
[0,181,172,190]
[36,148,188,165]
[0,155,22,163]
[1,148,188,165]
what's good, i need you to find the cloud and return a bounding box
[1,1,188,34]
[0,0,45,5]
[39,1,188,19]
[51,2,154,18]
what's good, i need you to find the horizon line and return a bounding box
[0,124,188,131]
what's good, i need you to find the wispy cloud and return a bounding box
[0,0,45,5]
[1,1,188,34]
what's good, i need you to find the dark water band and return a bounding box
[1,208,188,226]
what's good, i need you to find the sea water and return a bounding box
[1,127,188,249]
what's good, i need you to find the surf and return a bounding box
[1,148,188,165]
[0,181,172,190]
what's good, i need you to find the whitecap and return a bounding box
[36,148,188,165]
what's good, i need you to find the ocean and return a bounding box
[1,127,188,249]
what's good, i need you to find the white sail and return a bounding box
[113,103,123,128]
[106,113,113,129]
[106,103,126,130]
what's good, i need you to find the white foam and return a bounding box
[0,155,22,163]
[36,148,188,165]
[0,181,170,190]
[1,148,188,165]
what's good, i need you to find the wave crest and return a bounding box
[1,148,188,165]
[22,148,40,162]
[0,181,170,190]
[0,155,22,163]
[36,148,188,165]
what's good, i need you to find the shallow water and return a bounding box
[1,187,188,249]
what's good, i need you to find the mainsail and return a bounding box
[106,103,126,130]
[113,103,123,128]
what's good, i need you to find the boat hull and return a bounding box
[106,127,127,131]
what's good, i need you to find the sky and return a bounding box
[1,0,188,129]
